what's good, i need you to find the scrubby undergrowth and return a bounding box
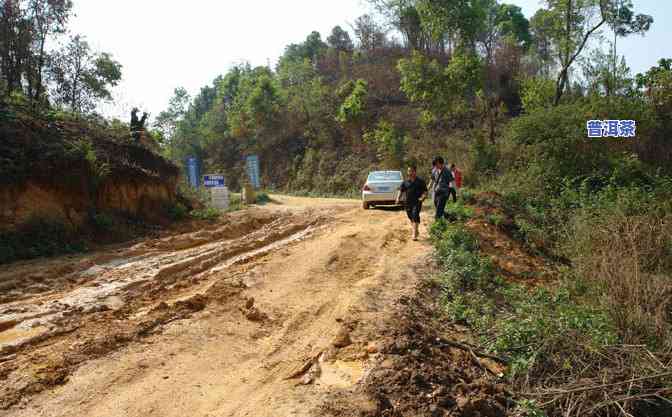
[0,106,185,265]
[429,186,672,416]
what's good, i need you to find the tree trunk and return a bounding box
[553,0,605,106]
[32,33,47,109]
[554,69,568,106]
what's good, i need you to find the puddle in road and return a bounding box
[209,226,315,274]
[0,324,49,350]
[318,360,365,388]
[0,225,317,351]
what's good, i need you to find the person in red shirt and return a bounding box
[396,164,428,241]
[451,163,462,197]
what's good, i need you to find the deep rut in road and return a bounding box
[0,206,324,410]
[0,196,443,417]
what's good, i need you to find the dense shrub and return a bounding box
[486,152,672,349]
[255,192,271,204]
[165,202,189,221]
[0,217,86,264]
[91,212,114,231]
[190,207,221,221]
[430,222,617,377]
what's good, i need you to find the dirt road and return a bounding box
[0,195,434,417]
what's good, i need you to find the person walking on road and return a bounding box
[451,163,462,199]
[427,159,440,203]
[431,157,454,221]
[397,164,428,241]
[447,163,458,204]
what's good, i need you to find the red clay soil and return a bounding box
[322,279,514,417]
[468,192,557,286]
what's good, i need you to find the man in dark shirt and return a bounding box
[431,156,454,221]
[397,164,428,241]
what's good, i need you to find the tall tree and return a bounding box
[607,0,652,98]
[0,0,32,96]
[415,0,487,52]
[398,50,482,124]
[50,35,122,113]
[496,4,531,48]
[280,31,328,66]
[154,87,190,141]
[543,0,652,105]
[327,26,354,52]
[530,8,557,77]
[581,47,633,96]
[366,0,436,51]
[353,14,387,51]
[26,0,72,106]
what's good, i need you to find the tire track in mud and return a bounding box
[0,209,280,306]
[0,208,328,410]
[0,198,434,417]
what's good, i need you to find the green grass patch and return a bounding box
[486,213,505,227]
[91,212,115,232]
[442,202,474,222]
[256,192,272,204]
[459,187,477,204]
[0,217,87,264]
[165,202,189,221]
[226,194,243,212]
[430,221,617,378]
[190,207,221,221]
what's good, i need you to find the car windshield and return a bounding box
[368,171,402,181]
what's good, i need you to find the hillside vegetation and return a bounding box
[0,1,179,263]
[0,103,180,264]
[2,0,672,414]
[155,0,672,415]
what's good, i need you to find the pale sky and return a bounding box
[70,0,370,119]
[68,0,671,120]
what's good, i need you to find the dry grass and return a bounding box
[569,213,672,349]
[525,339,672,416]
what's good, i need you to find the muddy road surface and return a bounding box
[0,195,434,417]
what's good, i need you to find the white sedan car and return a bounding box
[361,170,404,209]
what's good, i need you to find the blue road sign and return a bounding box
[186,157,200,188]
[203,174,226,188]
[246,155,261,189]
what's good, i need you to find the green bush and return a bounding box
[336,79,368,124]
[459,187,476,204]
[488,284,616,371]
[430,223,618,380]
[0,217,86,264]
[486,213,504,226]
[515,399,547,417]
[256,192,271,204]
[190,207,221,221]
[432,224,501,297]
[165,202,189,221]
[227,194,243,212]
[443,202,474,222]
[91,212,114,231]
[471,136,498,180]
[177,184,211,208]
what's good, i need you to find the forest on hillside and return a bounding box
[153,1,672,414]
[0,0,182,263]
[154,0,669,195]
[0,0,122,114]
[2,0,672,414]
